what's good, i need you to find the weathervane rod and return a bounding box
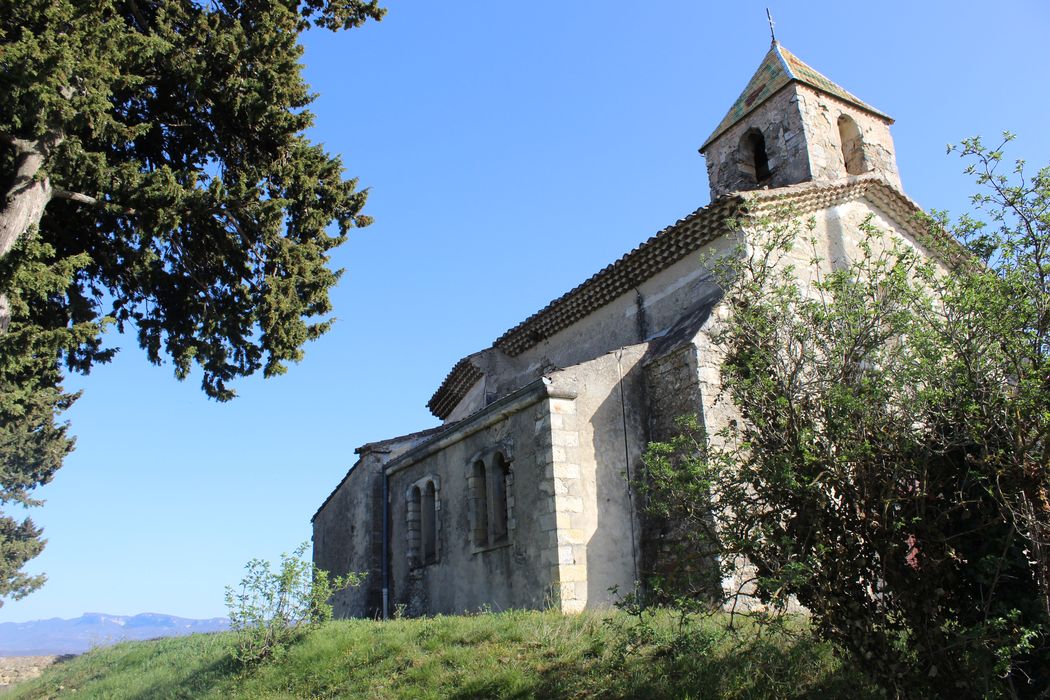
[766,8,776,43]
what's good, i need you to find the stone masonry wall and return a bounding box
[703,83,902,200]
[703,85,812,200]
[644,345,701,444]
[313,451,385,619]
[639,344,716,597]
[795,85,901,190]
[385,394,556,617]
[314,430,442,619]
[536,391,588,612]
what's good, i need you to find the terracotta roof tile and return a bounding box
[427,177,959,420]
[427,357,484,421]
[493,195,747,356]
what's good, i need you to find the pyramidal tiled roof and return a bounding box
[700,42,892,151]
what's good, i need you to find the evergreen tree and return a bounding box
[0,0,384,602]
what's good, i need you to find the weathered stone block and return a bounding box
[551,431,579,448]
[557,496,584,513]
[558,564,587,583]
[552,463,580,479]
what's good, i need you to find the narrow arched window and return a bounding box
[748,130,771,182]
[490,453,510,543]
[837,114,867,175]
[738,128,771,184]
[407,485,422,567]
[422,481,437,564]
[472,460,488,546]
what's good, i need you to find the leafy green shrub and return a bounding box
[642,136,1050,697]
[224,542,362,666]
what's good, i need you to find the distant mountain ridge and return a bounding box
[0,612,229,656]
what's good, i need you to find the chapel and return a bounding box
[312,42,946,618]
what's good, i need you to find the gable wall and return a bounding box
[313,452,385,618]
[750,196,949,289]
[681,195,947,603]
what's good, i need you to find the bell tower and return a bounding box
[700,43,902,200]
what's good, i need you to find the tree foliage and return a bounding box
[0,0,384,602]
[644,136,1049,697]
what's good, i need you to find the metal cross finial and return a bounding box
[766,8,777,43]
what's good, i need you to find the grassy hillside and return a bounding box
[8,610,878,699]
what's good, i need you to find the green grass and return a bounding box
[9,610,879,699]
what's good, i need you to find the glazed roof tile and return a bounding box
[700,42,892,151]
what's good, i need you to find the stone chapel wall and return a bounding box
[313,452,385,618]
[385,392,558,616]
[794,86,901,189]
[313,431,440,618]
[703,85,813,199]
[381,345,652,616]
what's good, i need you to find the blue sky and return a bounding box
[3,1,1048,622]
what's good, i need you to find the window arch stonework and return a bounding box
[405,475,440,567]
[470,460,489,546]
[738,128,771,184]
[837,114,868,176]
[489,452,510,544]
[466,444,516,552]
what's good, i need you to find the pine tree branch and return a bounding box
[53,188,136,215]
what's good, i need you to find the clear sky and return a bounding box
[3,0,1048,622]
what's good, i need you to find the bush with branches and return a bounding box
[224,542,362,666]
[642,135,1049,698]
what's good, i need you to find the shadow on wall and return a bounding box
[586,354,646,609]
[824,207,849,272]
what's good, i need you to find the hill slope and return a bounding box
[8,610,877,699]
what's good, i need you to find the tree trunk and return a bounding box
[0,140,54,332]
[1029,486,1050,619]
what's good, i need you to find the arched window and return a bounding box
[749,130,771,182]
[422,480,437,564]
[407,485,422,567]
[837,114,867,175]
[739,128,771,183]
[490,453,510,543]
[469,453,512,549]
[471,460,488,546]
